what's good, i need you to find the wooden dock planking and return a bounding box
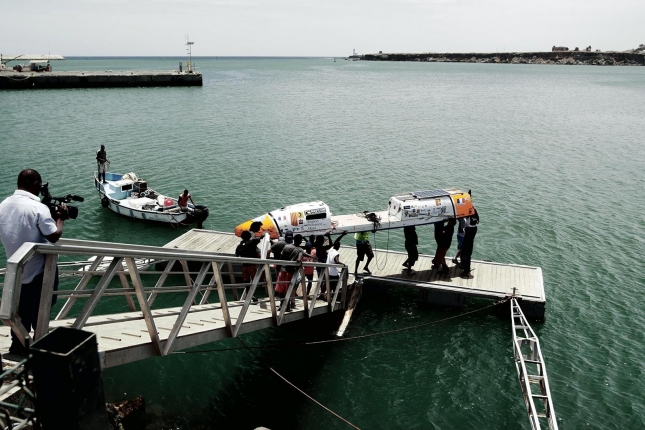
[165,229,545,304]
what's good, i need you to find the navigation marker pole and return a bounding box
[185,35,194,72]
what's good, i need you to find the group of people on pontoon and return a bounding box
[234,214,479,311]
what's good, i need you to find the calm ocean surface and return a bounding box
[1,57,644,429]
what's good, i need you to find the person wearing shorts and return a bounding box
[354,231,374,275]
[178,189,195,213]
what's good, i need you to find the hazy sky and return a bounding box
[3,0,643,56]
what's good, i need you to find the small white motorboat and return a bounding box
[94,171,209,227]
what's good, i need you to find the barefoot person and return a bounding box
[178,189,195,213]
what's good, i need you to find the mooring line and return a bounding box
[173,299,506,355]
[237,337,361,430]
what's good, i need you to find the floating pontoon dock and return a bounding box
[0,231,556,429]
[166,229,546,317]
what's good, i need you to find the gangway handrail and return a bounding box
[511,298,558,430]
[0,238,348,357]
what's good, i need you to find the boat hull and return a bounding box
[94,174,206,225]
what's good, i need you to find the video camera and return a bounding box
[40,182,84,221]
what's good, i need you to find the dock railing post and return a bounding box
[227,262,239,300]
[213,261,233,337]
[72,258,122,330]
[126,257,162,356]
[299,266,308,315]
[163,261,210,355]
[34,254,58,340]
[263,262,278,324]
[308,264,323,318]
[56,256,104,320]
[117,260,137,312]
[147,258,176,306]
[199,261,223,305]
[340,265,349,308]
[324,268,331,304]
[231,263,265,336]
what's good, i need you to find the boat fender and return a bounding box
[101,196,109,208]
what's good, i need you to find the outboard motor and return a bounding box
[193,205,209,229]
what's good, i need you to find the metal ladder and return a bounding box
[511,298,558,430]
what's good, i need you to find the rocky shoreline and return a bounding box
[361,51,645,66]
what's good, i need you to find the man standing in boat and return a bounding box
[178,189,195,213]
[96,145,110,183]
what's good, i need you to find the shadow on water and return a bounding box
[100,286,511,429]
[103,311,349,430]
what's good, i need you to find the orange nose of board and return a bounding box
[234,214,279,239]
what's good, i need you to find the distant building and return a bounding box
[552,46,569,52]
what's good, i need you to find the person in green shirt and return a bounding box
[354,231,374,275]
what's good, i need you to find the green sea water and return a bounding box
[1,57,644,429]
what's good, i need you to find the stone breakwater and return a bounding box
[361,51,645,66]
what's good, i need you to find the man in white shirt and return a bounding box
[0,169,65,355]
[324,240,343,300]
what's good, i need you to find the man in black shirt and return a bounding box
[235,231,261,302]
[96,145,110,183]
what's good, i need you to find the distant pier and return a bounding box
[0,70,202,90]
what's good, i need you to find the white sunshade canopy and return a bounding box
[1,54,65,61]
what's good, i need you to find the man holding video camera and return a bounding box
[0,169,65,355]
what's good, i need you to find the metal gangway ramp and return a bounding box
[0,239,349,368]
[511,298,558,430]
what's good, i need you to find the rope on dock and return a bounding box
[237,337,362,430]
[174,298,508,354]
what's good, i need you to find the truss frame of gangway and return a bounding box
[511,298,558,430]
[0,238,349,367]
